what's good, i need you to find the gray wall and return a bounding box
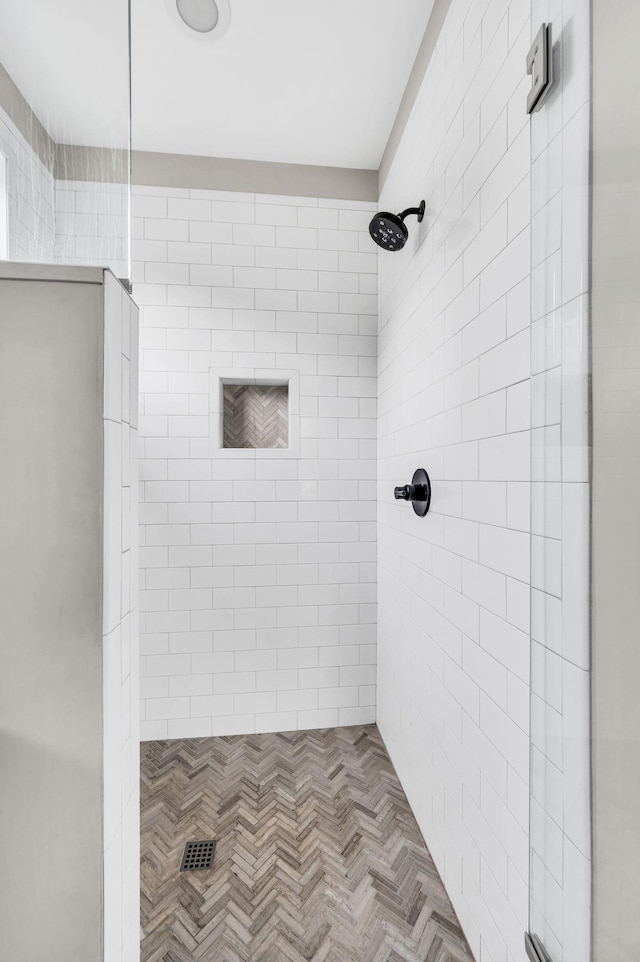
[591,0,640,958]
[0,276,104,962]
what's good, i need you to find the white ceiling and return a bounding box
[0,0,435,170]
[0,0,131,149]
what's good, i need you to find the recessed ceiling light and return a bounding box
[164,0,231,40]
[176,0,218,33]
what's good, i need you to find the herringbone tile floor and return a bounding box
[141,725,475,962]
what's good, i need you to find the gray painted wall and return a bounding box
[0,276,105,962]
[592,0,640,958]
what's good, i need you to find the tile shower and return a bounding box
[0,0,611,960]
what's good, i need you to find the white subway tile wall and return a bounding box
[132,186,378,739]
[102,273,140,962]
[528,1,592,961]
[376,1,534,962]
[0,106,55,261]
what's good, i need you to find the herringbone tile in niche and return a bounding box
[223,383,288,449]
[140,725,475,962]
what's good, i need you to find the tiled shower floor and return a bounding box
[140,724,474,962]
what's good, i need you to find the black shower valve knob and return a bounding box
[393,469,432,517]
[394,482,428,501]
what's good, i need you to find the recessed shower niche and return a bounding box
[224,383,288,449]
[210,369,300,458]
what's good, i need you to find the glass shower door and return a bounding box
[0,0,132,280]
[527,1,592,960]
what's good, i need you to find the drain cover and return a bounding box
[180,839,216,872]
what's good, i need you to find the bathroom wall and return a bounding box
[376,1,533,961]
[132,185,378,740]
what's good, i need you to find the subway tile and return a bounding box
[277,648,319,670]
[235,607,278,630]
[461,391,506,441]
[297,708,339,729]
[234,266,276,289]
[145,653,190,677]
[168,198,212,221]
[255,711,298,733]
[214,672,256,694]
[277,689,318,712]
[478,329,529,395]
[191,652,235,674]
[145,217,188,242]
[188,265,234,288]
[319,686,359,709]
[169,631,214,653]
[235,650,277,672]
[256,669,298,691]
[190,694,235,717]
[234,692,277,714]
[210,200,254,223]
[277,269,318,291]
[338,705,376,726]
[479,525,530,583]
[256,246,297,268]
[298,249,339,271]
[298,207,339,229]
[318,229,359,252]
[145,696,190,720]
[276,226,317,249]
[168,717,212,738]
[209,243,254,266]
[256,204,297,227]
[479,430,529,481]
[210,714,256,735]
[169,588,212,610]
[169,674,213,697]
[167,241,211,264]
[255,288,297,311]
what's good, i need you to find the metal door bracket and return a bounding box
[525,933,554,962]
[526,24,553,113]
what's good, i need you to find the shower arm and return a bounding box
[399,201,426,224]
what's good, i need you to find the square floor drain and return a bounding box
[180,840,216,872]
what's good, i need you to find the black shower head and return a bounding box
[369,200,425,252]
